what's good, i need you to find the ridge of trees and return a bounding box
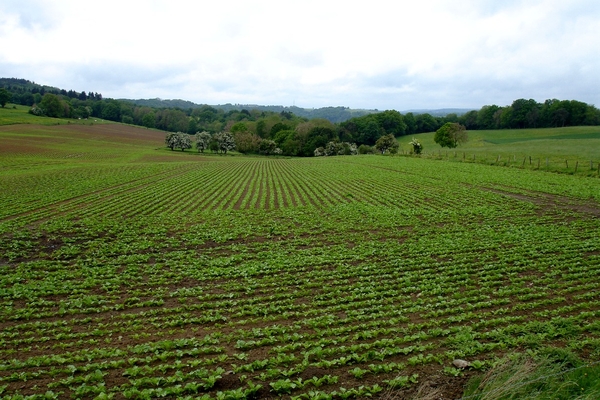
[123,99,376,123]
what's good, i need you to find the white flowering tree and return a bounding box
[195,131,211,153]
[165,132,192,151]
[409,138,423,154]
[165,132,179,151]
[258,139,278,155]
[319,141,358,156]
[215,131,236,154]
[325,141,344,156]
[341,142,358,155]
[177,132,192,151]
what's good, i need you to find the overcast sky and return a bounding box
[1,0,599,111]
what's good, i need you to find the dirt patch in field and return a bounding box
[481,186,600,218]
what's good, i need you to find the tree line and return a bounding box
[3,78,600,157]
[457,98,600,130]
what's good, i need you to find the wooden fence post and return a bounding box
[522,157,526,167]
[565,160,569,169]
[575,161,578,173]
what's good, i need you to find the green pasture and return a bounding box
[0,104,111,126]
[399,126,600,176]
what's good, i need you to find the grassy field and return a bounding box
[399,126,600,176]
[1,111,600,399]
[0,105,116,127]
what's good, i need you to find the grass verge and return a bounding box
[462,349,600,399]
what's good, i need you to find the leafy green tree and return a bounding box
[510,98,539,128]
[209,139,219,153]
[434,122,467,148]
[195,131,212,153]
[358,144,374,154]
[161,109,189,132]
[0,88,11,108]
[273,129,294,147]
[256,119,267,137]
[280,134,301,156]
[403,112,417,135]
[376,110,406,136]
[552,108,569,127]
[444,113,459,123]
[415,113,440,133]
[360,119,383,145]
[460,110,478,130]
[233,131,260,154]
[39,93,64,117]
[142,112,156,128]
[187,118,198,134]
[101,101,121,121]
[303,126,337,156]
[375,134,399,154]
[231,122,248,134]
[270,122,290,138]
[476,105,501,129]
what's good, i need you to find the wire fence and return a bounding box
[398,150,600,176]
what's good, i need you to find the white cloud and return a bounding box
[1,0,599,109]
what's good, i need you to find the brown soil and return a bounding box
[481,186,600,218]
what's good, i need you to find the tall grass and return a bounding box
[462,350,600,400]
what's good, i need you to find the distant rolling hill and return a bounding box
[121,98,473,123]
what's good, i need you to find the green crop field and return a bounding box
[1,114,600,399]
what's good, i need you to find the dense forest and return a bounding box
[126,98,375,123]
[2,77,600,157]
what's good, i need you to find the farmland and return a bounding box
[398,126,600,176]
[1,121,600,399]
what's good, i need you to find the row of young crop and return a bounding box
[2,155,600,397]
[2,157,531,228]
[0,163,193,226]
[2,207,596,307]
[2,225,596,334]
[3,152,600,226]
